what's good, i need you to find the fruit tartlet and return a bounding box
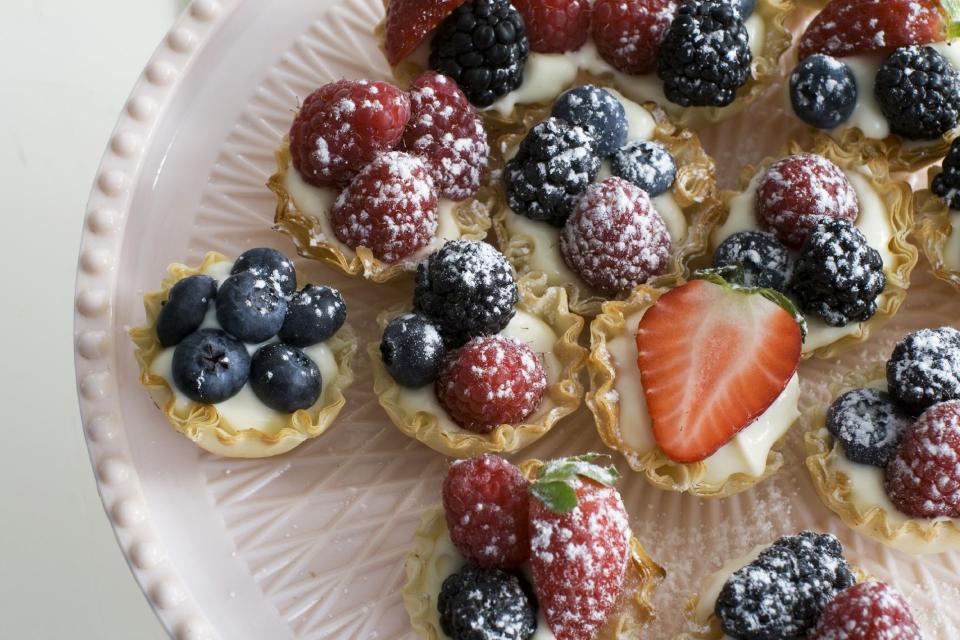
[371,239,586,457]
[805,327,960,554]
[916,138,960,290]
[707,137,916,359]
[269,74,494,282]
[403,454,664,640]
[680,531,923,639]
[493,84,718,315]
[785,0,960,170]
[130,249,356,457]
[378,0,792,127]
[587,272,804,497]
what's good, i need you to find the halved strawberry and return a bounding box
[383,0,467,66]
[635,277,802,463]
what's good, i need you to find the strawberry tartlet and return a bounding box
[917,137,960,290]
[403,454,664,640]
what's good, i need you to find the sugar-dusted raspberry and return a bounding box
[289,80,411,188]
[512,0,592,53]
[436,335,546,432]
[560,177,672,295]
[810,581,922,640]
[402,71,489,201]
[592,0,678,75]
[755,154,859,249]
[330,151,438,263]
[442,454,530,569]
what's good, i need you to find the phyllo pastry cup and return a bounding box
[916,165,960,291]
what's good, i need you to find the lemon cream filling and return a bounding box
[942,211,960,272]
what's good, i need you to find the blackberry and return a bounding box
[827,388,912,467]
[788,219,885,327]
[380,313,445,388]
[438,565,537,640]
[657,0,752,108]
[429,0,529,108]
[715,531,855,640]
[551,85,628,157]
[611,140,677,197]
[414,240,519,348]
[713,231,792,292]
[887,327,960,414]
[504,117,601,226]
[875,45,960,140]
[789,54,857,130]
[932,138,960,210]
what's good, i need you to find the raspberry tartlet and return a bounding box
[377,0,792,127]
[587,272,804,497]
[917,138,960,290]
[371,240,586,457]
[403,455,664,640]
[269,75,494,282]
[708,137,916,359]
[785,0,960,170]
[494,84,718,315]
[130,250,356,457]
[805,328,960,554]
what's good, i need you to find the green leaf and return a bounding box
[530,481,579,514]
[943,0,960,38]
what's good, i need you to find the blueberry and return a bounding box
[215,271,287,343]
[156,275,217,347]
[727,0,755,17]
[551,85,628,157]
[380,313,445,387]
[713,230,792,291]
[611,140,677,197]
[249,343,322,413]
[790,54,858,130]
[231,247,297,296]
[826,388,912,467]
[171,329,250,404]
[278,285,346,348]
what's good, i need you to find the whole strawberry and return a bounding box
[529,455,630,640]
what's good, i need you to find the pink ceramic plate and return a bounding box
[74,0,960,638]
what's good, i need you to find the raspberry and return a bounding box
[436,335,547,432]
[810,581,922,640]
[885,399,960,518]
[560,177,672,295]
[512,0,592,53]
[289,80,411,188]
[403,72,489,201]
[442,454,530,569]
[330,151,438,263]
[592,0,678,75]
[755,154,859,250]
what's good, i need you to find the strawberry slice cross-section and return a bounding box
[383,0,467,66]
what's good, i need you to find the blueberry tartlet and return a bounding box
[709,137,916,359]
[916,138,960,290]
[805,328,960,554]
[269,75,494,283]
[493,84,718,315]
[785,0,960,170]
[403,455,664,640]
[370,240,586,457]
[378,0,793,127]
[130,250,356,457]
[587,272,804,497]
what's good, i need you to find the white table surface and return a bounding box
[0,1,181,637]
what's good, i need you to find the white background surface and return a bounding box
[1,1,178,637]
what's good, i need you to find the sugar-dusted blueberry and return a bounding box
[826,388,912,467]
[611,140,677,197]
[249,343,322,413]
[713,230,792,292]
[278,285,346,348]
[790,54,858,130]
[551,85,628,157]
[171,329,250,404]
[887,327,960,414]
[231,247,297,296]
[156,275,217,347]
[215,271,288,343]
[380,313,445,388]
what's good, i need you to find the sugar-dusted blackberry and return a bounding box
[505,117,601,226]
[875,45,960,140]
[932,138,960,210]
[414,240,519,348]
[788,219,885,327]
[657,0,752,108]
[789,54,858,130]
[715,531,855,639]
[712,231,792,292]
[551,85,628,157]
[438,564,538,640]
[611,140,677,197]
[826,388,912,467]
[887,327,960,414]
[429,0,530,108]
[380,313,445,388]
